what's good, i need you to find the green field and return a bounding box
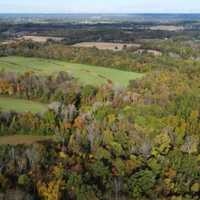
[0,56,144,86]
[0,97,47,113]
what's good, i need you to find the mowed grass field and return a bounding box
[0,97,47,113]
[0,56,144,86]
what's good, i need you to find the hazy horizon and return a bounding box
[0,0,200,14]
[0,13,200,14]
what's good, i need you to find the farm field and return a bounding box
[0,135,53,145]
[0,56,144,86]
[18,35,64,43]
[0,96,47,113]
[149,25,184,31]
[73,42,141,51]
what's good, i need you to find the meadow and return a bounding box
[0,96,47,113]
[0,56,144,86]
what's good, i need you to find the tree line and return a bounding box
[0,61,200,199]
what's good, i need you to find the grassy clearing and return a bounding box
[0,56,144,86]
[0,135,53,145]
[0,96,47,113]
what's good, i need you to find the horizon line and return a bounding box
[0,12,200,14]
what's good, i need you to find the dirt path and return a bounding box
[0,135,53,145]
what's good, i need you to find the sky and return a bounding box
[0,0,200,13]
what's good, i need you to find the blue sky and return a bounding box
[0,0,200,13]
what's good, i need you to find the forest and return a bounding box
[0,16,200,200]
